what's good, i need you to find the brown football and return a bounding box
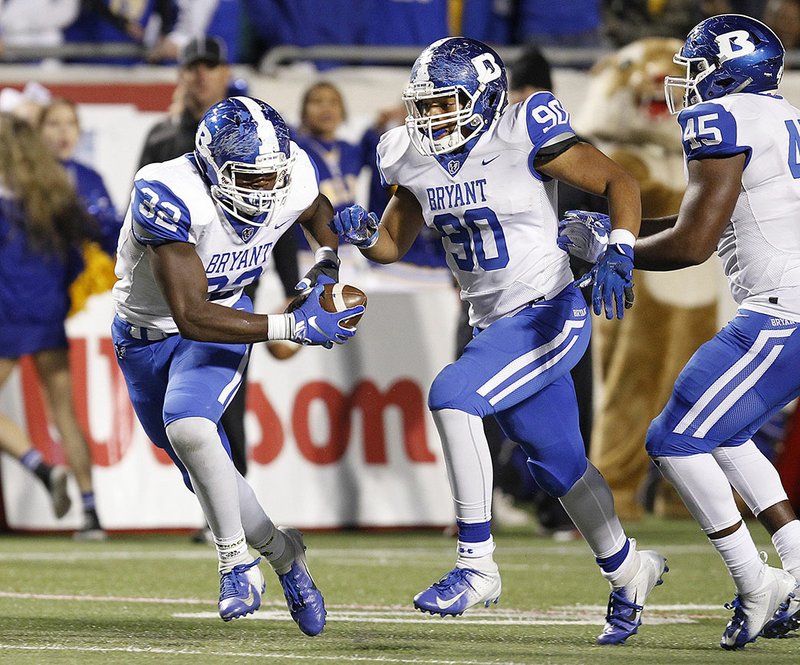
[286,282,367,328]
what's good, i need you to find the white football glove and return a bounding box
[557,210,611,263]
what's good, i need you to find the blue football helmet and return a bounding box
[195,96,294,226]
[665,14,784,114]
[403,37,508,156]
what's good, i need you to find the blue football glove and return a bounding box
[288,283,365,349]
[557,210,611,263]
[583,243,635,320]
[295,246,340,292]
[330,204,380,248]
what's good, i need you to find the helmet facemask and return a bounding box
[664,54,715,113]
[210,152,294,226]
[403,83,490,156]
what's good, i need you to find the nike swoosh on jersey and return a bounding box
[481,155,500,166]
[436,590,467,609]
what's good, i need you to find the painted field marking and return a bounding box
[0,590,727,627]
[0,644,533,665]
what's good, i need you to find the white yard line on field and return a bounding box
[0,644,536,665]
[0,590,721,620]
[0,543,714,563]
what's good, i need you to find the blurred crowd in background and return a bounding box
[0,1,797,67]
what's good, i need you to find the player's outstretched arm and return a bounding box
[330,186,425,264]
[295,194,343,291]
[541,142,640,320]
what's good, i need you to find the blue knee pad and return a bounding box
[428,361,488,417]
[526,454,587,498]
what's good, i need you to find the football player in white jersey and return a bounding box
[331,37,666,645]
[562,14,800,649]
[112,96,364,635]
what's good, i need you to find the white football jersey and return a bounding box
[678,93,800,320]
[113,145,318,332]
[378,91,575,328]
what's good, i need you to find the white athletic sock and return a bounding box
[232,472,293,573]
[456,536,496,572]
[772,520,800,581]
[654,454,742,533]
[713,523,766,595]
[712,441,789,515]
[558,462,627,559]
[432,409,493,523]
[165,417,243,541]
[214,529,253,573]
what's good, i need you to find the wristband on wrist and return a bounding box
[314,246,340,267]
[609,228,636,247]
[266,313,293,341]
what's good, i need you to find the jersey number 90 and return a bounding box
[433,206,509,272]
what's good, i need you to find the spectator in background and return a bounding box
[604,0,725,47]
[39,97,121,257]
[294,81,445,269]
[294,82,368,217]
[138,36,301,543]
[243,0,449,68]
[460,0,514,45]
[515,0,603,46]
[0,113,105,539]
[361,0,449,47]
[763,0,800,50]
[0,0,78,54]
[139,36,231,168]
[0,81,51,126]
[63,0,176,64]
[146,0,242,64]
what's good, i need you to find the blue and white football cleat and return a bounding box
[761,580,800,639]
[413,566,502,616]
[721,566,797,649]
[596,549,668,645]
[218,557,265,621]
[277,527,327,636]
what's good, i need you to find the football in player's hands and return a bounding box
[286,283,367,328]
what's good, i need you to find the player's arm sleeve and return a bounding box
[130,179,194,246]
[524,92,578,162]
[677,102,751,165]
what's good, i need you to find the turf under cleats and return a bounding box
[277,527,327,636]
[413,566,502,616]
[596,549,668,645]
[720,566,797,650]
[218,557,265,622]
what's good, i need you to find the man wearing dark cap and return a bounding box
[137,37,231,168]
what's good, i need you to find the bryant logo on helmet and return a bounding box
[402,37,508,156]
[194,96,295,226]
[664,14,784,114]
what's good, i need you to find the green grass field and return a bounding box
[0,517,797,664]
